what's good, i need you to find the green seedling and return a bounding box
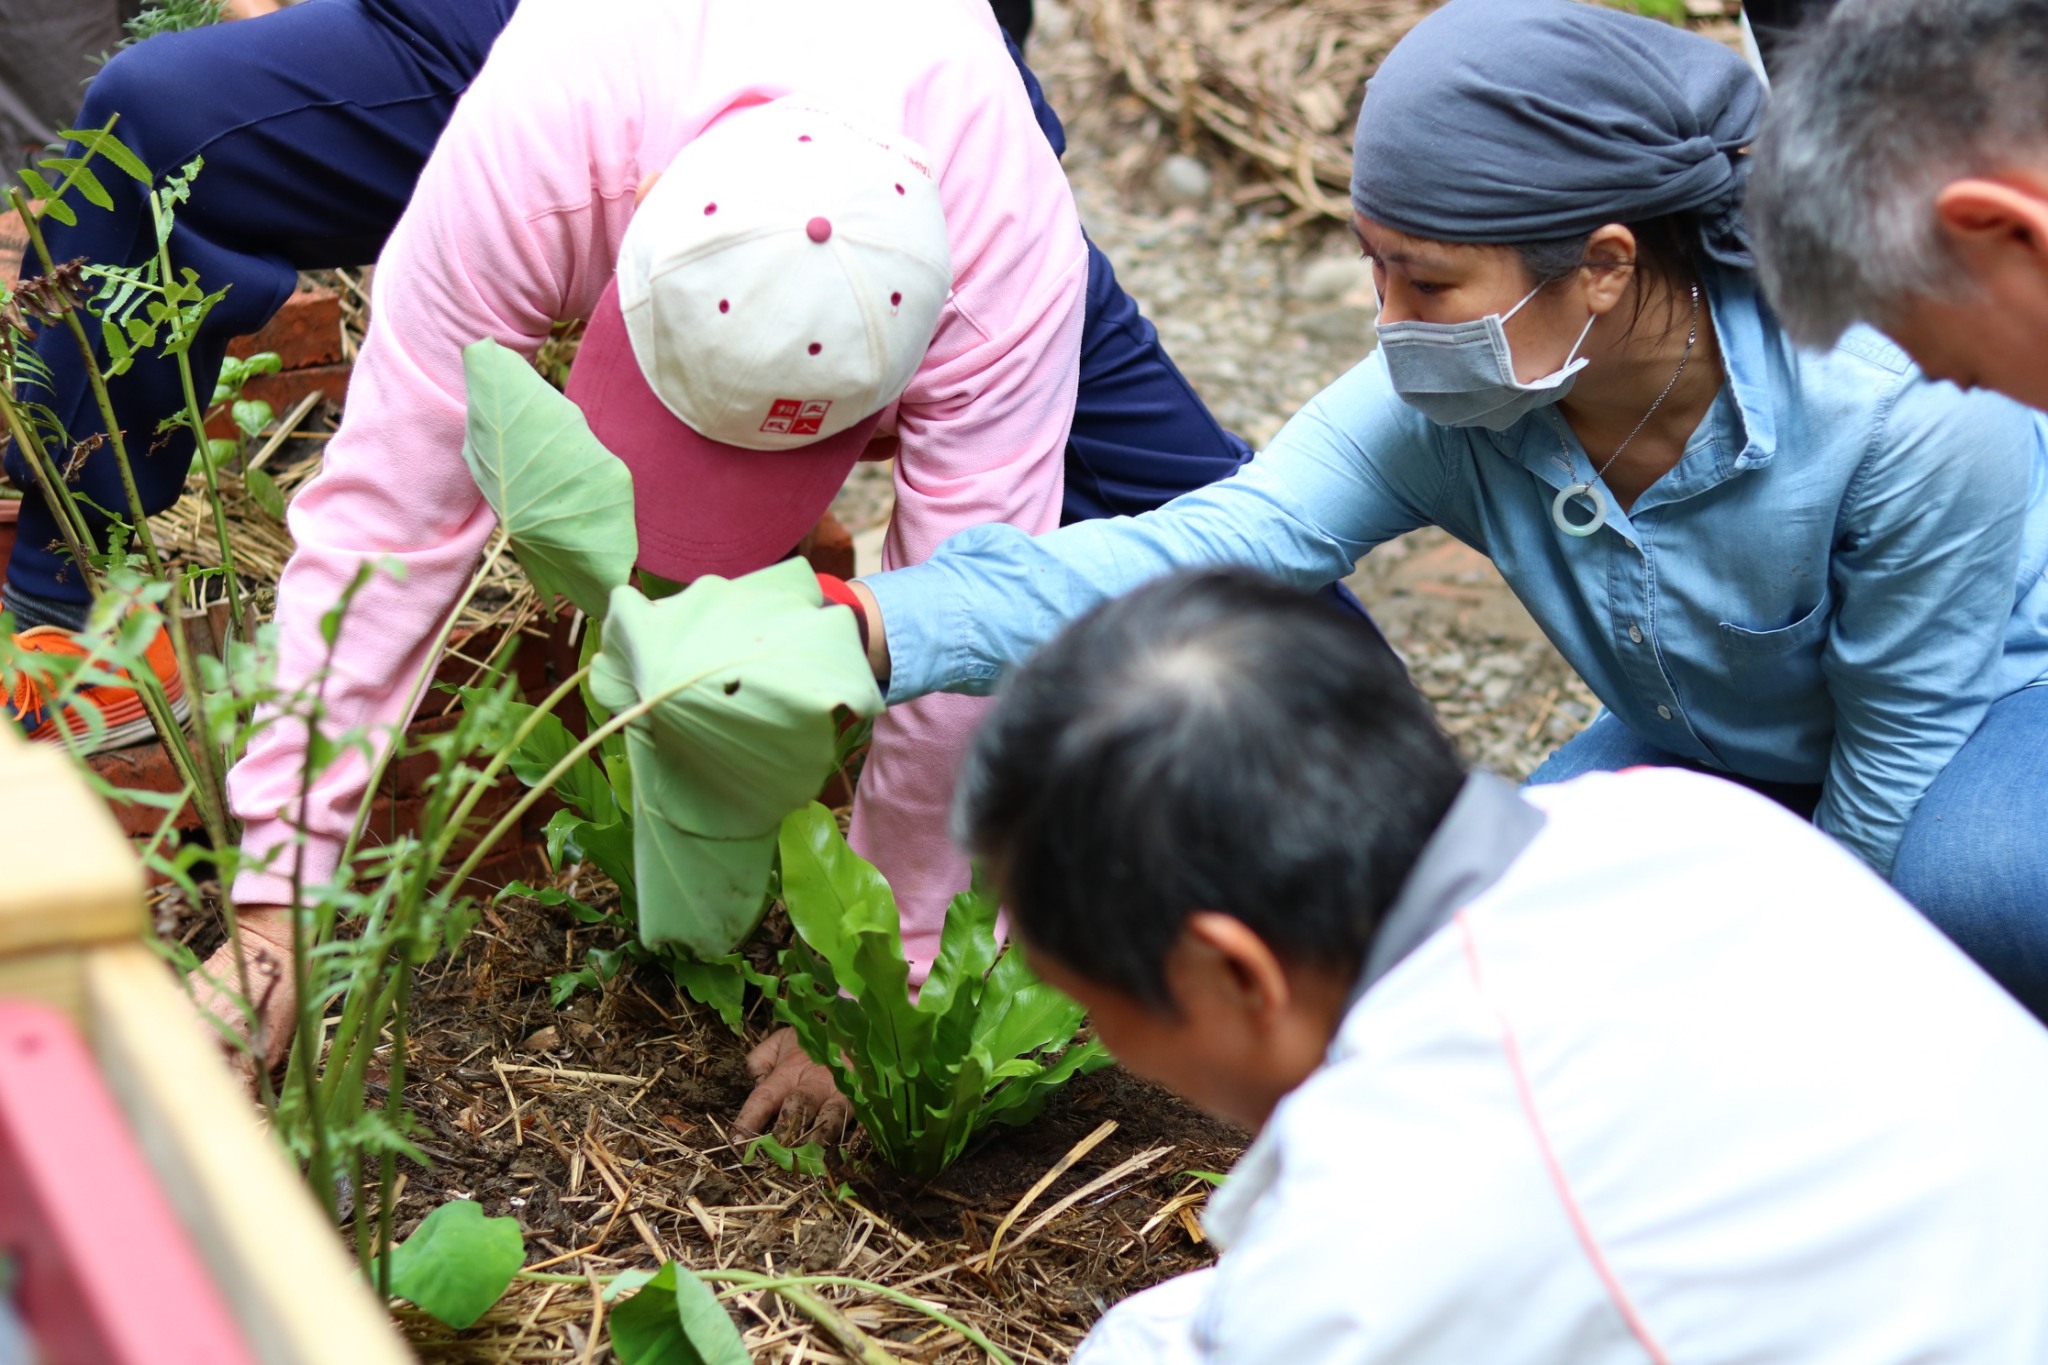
[607,1262,752,1365]
[589,566,881,956]
[204,349,282,467]
[745,1134,855,1200]
[758,804,1112,1177]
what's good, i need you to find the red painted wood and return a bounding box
[0,1001,256,1365]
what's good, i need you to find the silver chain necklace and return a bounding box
[1550,282,1701,538]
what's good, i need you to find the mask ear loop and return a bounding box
[1499,282,1547,323]
[1500,284,1599,387]
[1557,309,1598,371]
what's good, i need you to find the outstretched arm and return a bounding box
[857,352,1444,702]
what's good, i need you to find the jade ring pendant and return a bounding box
[1552,482,1606,538]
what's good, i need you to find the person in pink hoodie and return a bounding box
[6,0,1386,1135]
[88,0,1347,1141]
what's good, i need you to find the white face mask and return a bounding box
[1375,284,1598,430]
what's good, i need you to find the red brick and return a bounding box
[457,841,553,897]
[0,499,19,576]
[83,615,581,851]
[0,209,26,284]
[227,287,343,371]
[89,743,203,838]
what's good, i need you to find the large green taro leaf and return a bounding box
[591,560,883,956]
[459,338,637,619]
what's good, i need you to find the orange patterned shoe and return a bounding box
[6,621,188,753]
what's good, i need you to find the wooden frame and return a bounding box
[0,729,411,1365]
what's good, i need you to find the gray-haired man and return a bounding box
[1748,0,2048,412]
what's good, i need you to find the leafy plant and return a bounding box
[745,1134,857,1202]
[0,145,624,1287]
[458,339,636,619]
[460,336,879,969]
[759,804,1112,1176]
[589,567,880,956]
[91,0,229,66]
[1602,0,1690,21]
[204,349,285,507]
[461,337,1103,1177]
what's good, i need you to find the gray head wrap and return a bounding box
[1351,0,1765,269]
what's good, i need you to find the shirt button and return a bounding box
[1657,704,1673,720]
[1628,623,1644,644]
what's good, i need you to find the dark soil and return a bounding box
[376,885,1244,1362]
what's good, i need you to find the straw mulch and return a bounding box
[1070,0,1745,227]
[1072,0,1440,224]
[381,878,1243,1364]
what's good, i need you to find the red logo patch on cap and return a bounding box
[761,398,832,437]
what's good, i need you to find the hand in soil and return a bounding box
[736,1026,852,1148]
[188,906,297,1091]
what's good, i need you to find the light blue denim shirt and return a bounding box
[869,271,2048,875]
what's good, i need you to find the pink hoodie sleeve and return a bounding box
[225,48,636,905]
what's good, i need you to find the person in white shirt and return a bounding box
[953,568,2048,1363]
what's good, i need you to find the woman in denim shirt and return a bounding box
[845,0,2048,1016]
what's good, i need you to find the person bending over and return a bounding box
[2,0,1342,1136]
[840,0,2048,1017]
[956,568,2048,1365]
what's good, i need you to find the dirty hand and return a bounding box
[735,1026,851,1148]
[188,905,297,1090]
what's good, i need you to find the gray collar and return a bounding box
[1353,772,1547,1003]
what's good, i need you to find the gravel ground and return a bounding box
[833,1,1600,778]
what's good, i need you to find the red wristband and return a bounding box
[815,573,870,653]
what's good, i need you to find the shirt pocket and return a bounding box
[1717,589,1835,655]
[1707,591,1837,761]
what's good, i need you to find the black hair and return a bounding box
[1513,211,1711,342]
[954,570,1466,1009]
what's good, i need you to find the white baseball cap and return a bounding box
[565,97,953,580]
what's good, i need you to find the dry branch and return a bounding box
[1075,0,1440,221]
